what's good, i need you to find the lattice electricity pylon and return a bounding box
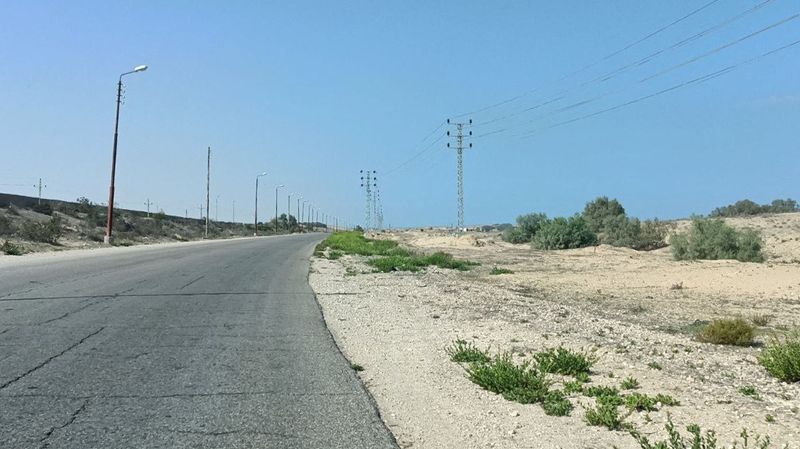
[360,169,376,229]
[447,119,472,229]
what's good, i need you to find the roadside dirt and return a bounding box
[310,214,800,448]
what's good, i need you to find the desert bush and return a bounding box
[532,216,598,250]
[32,203,53,215]
[585,401,627,430]
[542,390,573,416]
[711,198,798,217]
[0,215,14,236]
[631,416,772,449]
[465,354,550,404]
[17,217,63,244]
[1,240,24,255]
[446,339,491,364]
[489,266,514,275]
[368,251,477,273]
[583,196,626,234]
[671,218,764,262]
[759,331,800,383]
[696,318,754,346]
[534,347,595,376]
[502,213,549,243]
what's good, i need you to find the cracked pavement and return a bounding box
[0,235,397,449]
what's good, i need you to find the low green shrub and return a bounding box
[17,217,63,244]
[502,213,549,244]
[711,198,798,217]
[320,231,409,257]
[489,266,514,275]
[532,216,598,250]
[534,347,595,376]
[465,354,550,404]
[368,251,476,273]
[671,218,764,263]
[631,416,772,449]
[542,390,573,416]
[759,331,800,383]
[620,377,640,390]
[32,203,53,215]
[585,401,627,430]
[696,318,755,346]
[1,240,24,255]
[446,339,491,364]
[583,196,626,234]
[0,215,14,236]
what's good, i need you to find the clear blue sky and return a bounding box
[1,1,798,227]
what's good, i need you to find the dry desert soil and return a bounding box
[310,213,800,449]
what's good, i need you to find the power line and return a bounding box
[471,9,799,140]
[518,37,800,138]
[449,0,724,120]
[468,2,788,137]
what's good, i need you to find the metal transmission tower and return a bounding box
[373,183,384,231]
[360,170,376,229]
[446,119,472,229]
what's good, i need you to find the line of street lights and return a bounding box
[103,64,349,243]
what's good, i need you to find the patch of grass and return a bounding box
[625,393,658,412]
[574,372,591,383]
[317,231,409,257]
[446,339,491,364]
[17,216,63,244]
[620,377,640,390]
[564,380,585,395]
[327,250,344,260]
[624,393,679,412]
[631,416,772,449]
[465,353,550,404]
[489,266,514,275]
[750,314,772,327]
[654,394,679,406]
[647,361,662,370]
[542,390,573,416]
[759,331,800,383]
[350,363,364,371]
[739,386,761,400]
[765,414,774,423]
[585,386,624,407]
[585,401,628,431]
[696,318,755,346]
[368,251,477,273]
[670,282,684,290]
[1,240,24,255]
[534,347,595,376]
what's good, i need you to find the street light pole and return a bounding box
[302,200,308,231]
[287,193,292,232]
[254,172,267,236]
[274,184,284,233]
[296,197,302,232]
[104,64,148,244]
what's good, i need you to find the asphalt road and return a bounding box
[0,234,397,449]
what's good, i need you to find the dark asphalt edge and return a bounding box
[303,247,400,448]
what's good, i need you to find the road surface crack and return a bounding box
[179,275,205,290]
[39,400,88,448]
[37,298,108,325]
[0,327,104,391]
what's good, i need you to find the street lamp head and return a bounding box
[133,65,148,72]
[277,184,284,188]
[257,172,267,177]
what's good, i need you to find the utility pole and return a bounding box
[287,193,292,232]
[232,200,236,223]
[447,119,472,230]
[198,204,204,220]
[34,178,46,205]
[274,185,283,233]
[185,209,188,219]
[297,197,302,231]
[144,198,153,217]
[360,170,376,230]
[205,146,211,238]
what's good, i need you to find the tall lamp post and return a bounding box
[104,64,148,244]
[287,192,293,232]
[254,172,267,236]
[274,184,284,233]
[302,200,308,231]
[296,196,302,232]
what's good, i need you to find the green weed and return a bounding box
[696,319,755,346]
[446,339,491,364]
[465,354,550,404]
[490,266,514,275]
[534,347,595,376]
[759,331,800,383]
[620,377,640,390]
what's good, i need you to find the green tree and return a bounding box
[582,196,625,233]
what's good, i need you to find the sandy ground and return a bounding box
[310,213,800,448]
